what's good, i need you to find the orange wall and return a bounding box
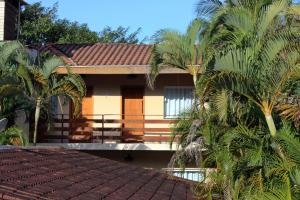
[60,74,193,119]
[89,74,192,117]
[53,74,193,137]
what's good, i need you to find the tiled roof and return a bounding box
[37,43,153,66]
[0,148,196,200]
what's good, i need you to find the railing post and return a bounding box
[69,114,71,143]
[143,114,145,143]
[61,114,64,143]
[121,114,123,142]
[102,115,104,144]
[91,116,93,143]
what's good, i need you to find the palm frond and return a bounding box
[146,45,163,89]
[203,71,260,107]
[277,103,300,125]
[187,19,203,45]
[254,175,293,200]
[274,124,300,165]
[31,67,48,86]
[213,89,229,123]
[224,7,254,35]
[0,41,24,68]
[287,4,300,15]
[257,0,288,38]
[50,72,86,117]
[42,57,64,78]
[17,64,34,95]
[0,75,22,99]
[196,0,223,19]
[149,19,204,87]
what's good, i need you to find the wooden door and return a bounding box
[122,87,144,142]
[81,87,94,120]
[69,87,93,142]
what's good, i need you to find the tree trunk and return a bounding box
[265,114,276,137]
[223,180,233,200]
[33,97,42,145]
[190,73,198,112]
[193,73,197,88]
[58,96,63,114]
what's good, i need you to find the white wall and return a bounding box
[0,1,5,41]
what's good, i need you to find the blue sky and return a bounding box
[26,0,198,42]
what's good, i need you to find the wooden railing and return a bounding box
[42,114,179,143]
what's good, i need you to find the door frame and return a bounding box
[120,86,145,134]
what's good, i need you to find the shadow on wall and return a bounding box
[84,150,175,169]
[83,74,193,95]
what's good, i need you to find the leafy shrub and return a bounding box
[0,126,28,146]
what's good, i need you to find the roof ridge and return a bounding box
[52,42,153,46]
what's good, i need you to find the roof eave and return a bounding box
[56,65,189,75]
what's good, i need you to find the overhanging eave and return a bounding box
[56,65,189,75]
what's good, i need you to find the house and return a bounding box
[35,43,197,169]
[0,147,197,199]
[0,0,26,40]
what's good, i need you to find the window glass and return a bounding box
[164,87,193,118]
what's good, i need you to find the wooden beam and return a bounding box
[53,119,177,124]
[56,66,188,75]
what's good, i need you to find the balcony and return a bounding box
[39,114,180,151]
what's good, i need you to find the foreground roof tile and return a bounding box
[0,148,196,200]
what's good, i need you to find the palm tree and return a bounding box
[0,41,32,146]
[171,109,300,199]
[168,0,300,198]
[0,41,37,128]
[17,54,86,145]
[148,19,206,88]
[199,0,300,137]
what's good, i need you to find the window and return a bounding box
[163,168,205,182]
[164,87,194,118]
[50,96,58,115]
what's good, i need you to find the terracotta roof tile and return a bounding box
[0,148,196,200]
[35,43,154,66]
